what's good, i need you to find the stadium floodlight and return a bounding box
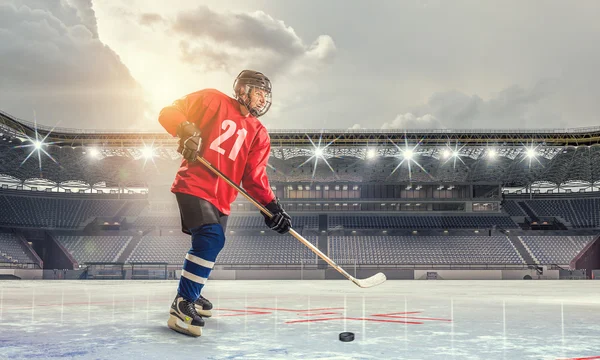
[387,135,430,182]
[366,148,377,159]
[142,146,154,159]
[487,149,497,159]
[442,149,451,158]
[453,150,459,157]
[13,112,60,176]
[299,132,337,180]
[526,148,537,158]
[89,148,100,158]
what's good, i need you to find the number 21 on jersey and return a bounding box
[209,120,248,161]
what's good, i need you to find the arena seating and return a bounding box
[328,215,518,229]
[132,215,319,230]
[217,235,319,264]
[55,236,131,264]
[0,233,36,265]
[127,235,189,264]
[525,200,579,226]
[501,201,526,216]
[227,215,319,230]
[571,199,600,228]
[133,216,181,228]
[119,201,148,216]
[519,236,595,265]
[501,198,600,228]
[127,235,319,265]
[0,195,130,228]
[328,236,524,265]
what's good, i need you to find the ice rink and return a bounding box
[1,280,600,360]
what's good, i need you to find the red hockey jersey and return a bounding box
[158,89,275,215]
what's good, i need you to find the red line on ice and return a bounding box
[285,317,423,324]
[300,312,340,316]
[371,314,452,322]
[246,306,345,312]
[213,308,271,317]
[370,311,422,316]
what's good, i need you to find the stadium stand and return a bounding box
[0,195,134,228]
[328,215,518,229]
[132,215,319,230]
[519,235,596,265]
[571,198,600,228]
[128,235,319,265]
[523,198,600,228]
[227,215,319,230]
[0,233,37,265]
[328,236,524,265]
[55,236,132,264]
[133,216,181,228]
[501,200,526,216]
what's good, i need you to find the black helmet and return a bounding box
[233,70,272,117]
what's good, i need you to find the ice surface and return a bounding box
[1,280,600,360]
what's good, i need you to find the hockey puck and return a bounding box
[339,332,355,342]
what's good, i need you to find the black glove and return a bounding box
[176,121,202,162]
[262,198,292,234]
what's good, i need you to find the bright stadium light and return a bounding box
[366,148,377,159]
[89,148,99,158]
[387,135,430,183]
[519,143,543,168]
[298,132,337,181]
[487,149,497,159]
[441,142,466,169]
[142,146,154,159]
[13,112,60,176]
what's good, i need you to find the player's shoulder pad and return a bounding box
[199,89,233,111]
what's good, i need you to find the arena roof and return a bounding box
[2,109,600,147]
[1,110,599,187]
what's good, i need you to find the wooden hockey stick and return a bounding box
[196,155,386,288]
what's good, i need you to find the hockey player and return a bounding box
[158,70,292,337]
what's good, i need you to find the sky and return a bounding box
[0,0,599,131]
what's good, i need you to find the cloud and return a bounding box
[0,0,147,129]
[382,79,567,130]
[172,5,336,77]
[139,13,164,27]
[381,113,444,130]
[66,0,98,37]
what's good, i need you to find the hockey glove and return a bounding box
[263,198,292,234]
[176,121,202,162]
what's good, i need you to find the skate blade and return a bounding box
[195,306,212,318]
[168,315,202,337]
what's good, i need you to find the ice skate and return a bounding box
[167,294,205,337]
[194,294,213,317]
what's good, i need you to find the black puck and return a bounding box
[339,332,355,342]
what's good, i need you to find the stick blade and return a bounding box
[353,272,386,288]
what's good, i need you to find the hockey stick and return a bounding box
[196,155,386,289]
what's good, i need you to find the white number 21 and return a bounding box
[209,120,248,161]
